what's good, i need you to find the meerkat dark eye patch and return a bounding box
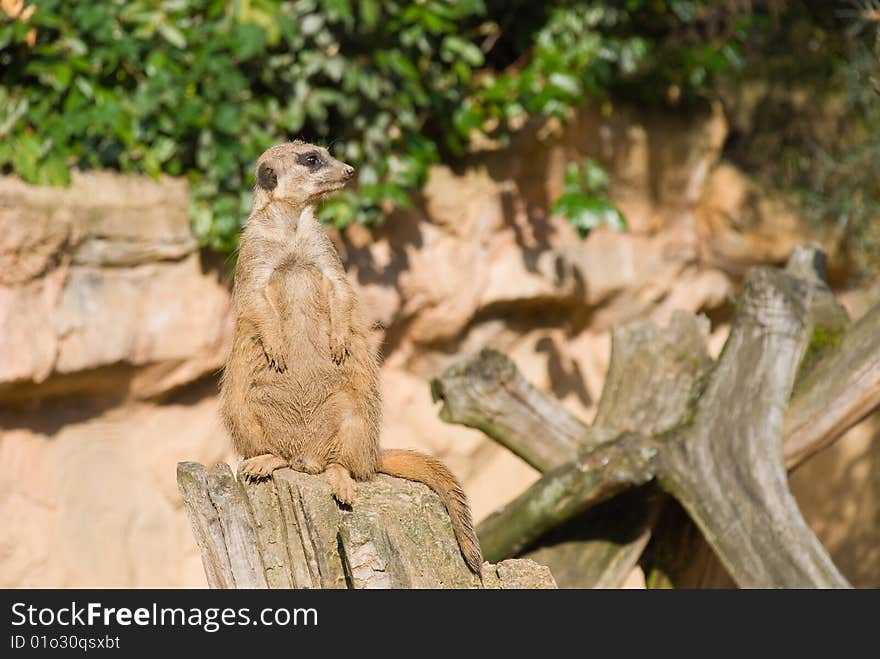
[256,162,277,190]
[298,152,324,169]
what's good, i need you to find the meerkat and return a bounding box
[219,141,482,575]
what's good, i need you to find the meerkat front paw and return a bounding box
[329,331,349,365]
[240,454,289,481]
[258,339,287,373]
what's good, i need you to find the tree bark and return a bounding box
[525,487,665,588]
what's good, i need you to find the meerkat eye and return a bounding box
[298,152,323,169]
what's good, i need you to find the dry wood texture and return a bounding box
[178,462,556,589]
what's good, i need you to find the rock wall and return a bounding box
[1,105,877,587]
[0,172,233,587]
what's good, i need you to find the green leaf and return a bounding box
[553,193,627,238]
[359,0,379,29]
[42,155,72,186]
[233,23,267,60]
[582,159,610,192]
[554,157,625,238]
[0,0,755,254]
[213,105,241,135]
[452,104,484,137]
[442,35,484,67]
[548,72,582,97]
[158,23,187,49]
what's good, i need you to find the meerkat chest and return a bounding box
[276,241,325,275]
[269,249,333,331]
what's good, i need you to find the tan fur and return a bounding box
[219,141,483,575]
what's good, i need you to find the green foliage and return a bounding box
[799,39,880,277]
[552,159,625,238]
[1,1,750,251]
[719,3,880,276]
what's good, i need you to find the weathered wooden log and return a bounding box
[590,313,713,437]
[435,247,876,588]
[642,248,863,588]
[177,461,235,589]
[639,497,736,588]
[204,462,269,588]
[644,246,856,589]
[536,313,714,587]
[476,431,659,562]
[655,267,849,588]
[432,313,712,588]
[177,461,556,589]
[785,302,880,469]
[431,350,587,471]
[479,269,849,586]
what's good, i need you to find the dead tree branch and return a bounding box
[433,246,876,588]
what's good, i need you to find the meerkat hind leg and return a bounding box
[324,463,356,506]
[240,454,289,481]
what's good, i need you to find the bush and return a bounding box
[719,3,880,276]
[1,1,749,251]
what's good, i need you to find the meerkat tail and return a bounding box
[379,448,483,576]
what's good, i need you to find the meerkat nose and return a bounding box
[343,165,355,178]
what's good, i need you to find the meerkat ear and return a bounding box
[256,162,278,190]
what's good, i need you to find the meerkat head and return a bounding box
[253,141,356,208]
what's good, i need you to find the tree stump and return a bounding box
[177,461,557,589]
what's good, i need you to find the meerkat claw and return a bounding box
[329,334,348,365]
[259,341,287,373]
[324,464,356,506]
[240,454,288,481]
